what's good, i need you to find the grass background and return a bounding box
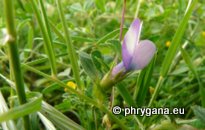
[0,0,205,130]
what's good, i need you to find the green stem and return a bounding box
[180,46,205,107]
[133,70,144,103]
[134,0,141,18]
[148,76,164,107]
[142,76,164,122]
[143,1,197,123]
[38,0,53,43]
[119,0,126,41]
[56,0,82,89]
[133,116,145,130]
[21,64,128,130]
[170,21,199,73]
[160,0,197,77]
[3,0,30,129]
[30,0,57,77]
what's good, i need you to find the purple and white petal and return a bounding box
[122,19,142,70]
[112,62,126,77]
[129,40,156,70]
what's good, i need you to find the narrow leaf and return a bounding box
[180,47,205,106]
[160,0,197,77]
[79,51,100,82]
[192,105,205,124]
[40,101,84,130]
[96,28,127,45]
[135,54,156,106]
[0,92,42,122]
[116,82,136,107]
[0,91,17,130]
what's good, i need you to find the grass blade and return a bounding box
[134,54,156,106]
[160,0,197,77]
[96,28,127,45]
[56,0,82,89]
[40,101,84,130]
[79,51,100,83]
[148,0,198,109]
[30,0,57,76]
[180,47,205,106]
[0,92,42,122]
[192,105,205,124]
[22,64,128,130]
[116,82,136,106]
[38,112,56,130]
[3,0,30,129]
[0,91,17,130]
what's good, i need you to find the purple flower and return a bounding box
[112,19,156,77]
[100,19,156,89]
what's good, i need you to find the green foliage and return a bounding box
[0,92,42,122]
[192,105,205,124]
[134,54,156,106]
[160,0,198,77]
[0,0,205,129]
[80,51,100,82]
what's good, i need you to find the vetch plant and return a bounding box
[1,0,202,129]
[100,19,156,90]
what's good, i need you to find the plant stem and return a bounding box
[30,0,57,77]
[144,1,197,122]
[38,0,53,43]
[170,22,199,72]
[147,76,164,107]
[142,76,164,122]
[160,0,197,77]
[133,116,145,130]
[22,64,128,130]
[56,0,82,89]
[134,0,141,18]
[3,0,30,129]
[119,0,126,41]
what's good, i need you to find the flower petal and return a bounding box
[112,62,126,77]
[129,40,156,70]
[122,19,142,70]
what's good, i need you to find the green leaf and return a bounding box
[30,113,40,130]
[180,47,205,106]
[79,51,100,83]
[134,54,156,106]
[116,82,136,107]
[160,0,197,77]
[40,101,84,130]
[180,48,198,77]
[96,28,127,45]
[16,18,31,32]
[0,91,17,130]
[38,112,56,130]
[0,92,42,122]
[107,39,122,56]
[95,0,106,12]
[91,50,103,71]
[70,3,84,12]
[30,0,57,75]
[72,36,95,43]
[192,105,205,124]
[49,21,96,43]
[24,25,34,60]
[189,119,205,129]
[42,82,62,94]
